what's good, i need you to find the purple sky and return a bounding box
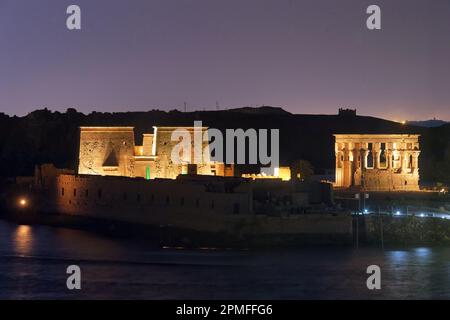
[1,0,449,120]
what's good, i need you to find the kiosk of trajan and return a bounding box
[334,134,420,191]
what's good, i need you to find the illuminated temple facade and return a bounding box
[334,134,420,191]
[77,127,234,179]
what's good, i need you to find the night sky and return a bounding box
[1,0,449,120]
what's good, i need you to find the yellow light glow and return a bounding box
[19,198,27,207]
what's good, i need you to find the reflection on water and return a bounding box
[388,248,434,265]
[0,219,449,299]
[13,225,33,256]
[388,250,409,263]
[414,247,432,259]
[383,247,449,299]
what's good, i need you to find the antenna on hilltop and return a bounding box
[184,102,187,113]
[216,101,220,111]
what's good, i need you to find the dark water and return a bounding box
[0,219,448,299]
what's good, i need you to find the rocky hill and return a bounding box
[0,107,448,185]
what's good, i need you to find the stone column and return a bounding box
[335,151,341,167]
[343,149,349,161]
[416,151,420,168]
[343,148,350,187]
[413,151,420,172]
[361,149,369,189]
[401,151,409,173]
[394,151,400,170]
[373,150,379,169]
[408,151,413,171]
[385,150,391,169]
[360,149,367,170]
[351,149,358,186]
[335,150,343,187]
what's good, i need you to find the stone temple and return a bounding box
[334,134,420,191]
[78,127,234,179]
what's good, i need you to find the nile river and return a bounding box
[0,219,448,299]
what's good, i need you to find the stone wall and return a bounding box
[44,174,252,232]
[362,169,420,191]
[78,127,135,177]
[154,127,213,179]
[37,174,352,241]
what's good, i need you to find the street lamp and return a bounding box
[18,197,28,208]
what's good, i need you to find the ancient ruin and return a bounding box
[334,134,420,191]
[78,126,234,179]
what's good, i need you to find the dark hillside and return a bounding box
[0,107,447,185]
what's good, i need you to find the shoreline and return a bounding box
[0,210,352,249]
[2,208,450,249]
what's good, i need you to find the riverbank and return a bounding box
[363,215,450,246]
[3,211,352,249]
[2,207,450,248]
